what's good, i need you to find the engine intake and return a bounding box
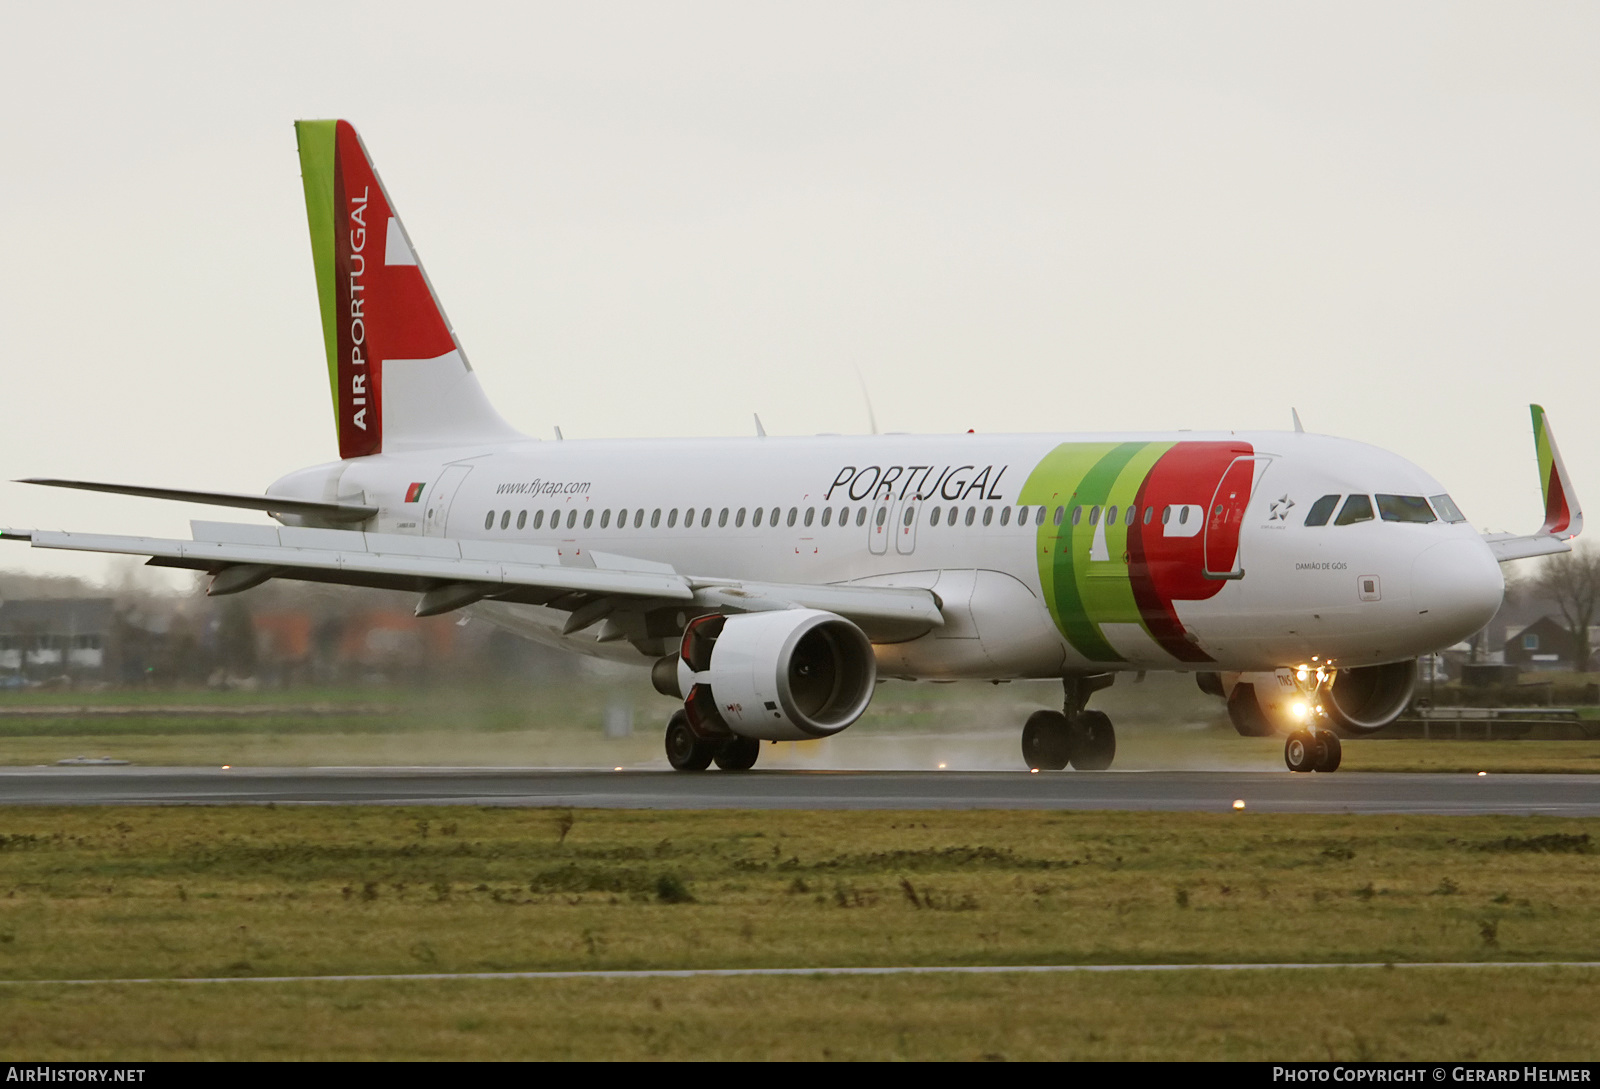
[1324,660,1417,734]
[1216,660,1419,737]
[674,610,877,741]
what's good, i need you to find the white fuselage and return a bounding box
[271,428,1506,679]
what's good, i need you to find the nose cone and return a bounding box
[1411,538,1504,647]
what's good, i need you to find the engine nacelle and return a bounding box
[673,610,877,742]
[1214,660,1418,737]
[1322,660,1417,735]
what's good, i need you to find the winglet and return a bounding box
[1531,404,1582,538]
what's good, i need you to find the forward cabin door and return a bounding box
[423,465,474,538]
[1203,456,1271,579]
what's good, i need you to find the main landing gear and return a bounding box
[663,710,762,772]
[1284,728,1341,773]
[1021,673,1117,771]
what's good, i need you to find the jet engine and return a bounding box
[1320,660,1418,734]
[661,609,877,742]
[1212,660,1417,737]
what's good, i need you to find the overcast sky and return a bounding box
[1,2,1596,589]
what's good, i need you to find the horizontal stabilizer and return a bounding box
[17,479,377,524]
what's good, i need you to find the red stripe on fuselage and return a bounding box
[1126,441,1253,662]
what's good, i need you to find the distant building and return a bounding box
[1503,615,1580,672]
[0,599,115,679]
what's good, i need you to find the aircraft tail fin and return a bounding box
[295,120,522,458]
[1531,404,1582,539]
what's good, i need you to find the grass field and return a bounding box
[0,806,1597,1059]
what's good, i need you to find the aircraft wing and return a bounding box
[0,520,942,637]
[1480,404,1584,564]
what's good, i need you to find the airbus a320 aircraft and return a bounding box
[5,121,1583,774]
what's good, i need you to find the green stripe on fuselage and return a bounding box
[1020,440,1174,663]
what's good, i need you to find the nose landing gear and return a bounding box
[1021,673,1117,771]
[1282,667,1343,773]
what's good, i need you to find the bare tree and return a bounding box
[1533,544,1600,672]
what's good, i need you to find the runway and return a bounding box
[0,766,1595,814]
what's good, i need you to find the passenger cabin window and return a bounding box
[1000,506,1011,526]
[947,506,958,526]
[651,509,662,528]
[1334,495,1375,526]
[600,510,611,529]
[485,511,495,530]
[668,509,679,528]
[856,508,867,527]
[533,510,545,530]
[736,508,747,527]
[583,510,594,529]
[517,511,527,530]
[1377,495,1436,524]
[701,509,712,528]
[635,510,645,528]
[804,508,814,527]
[1430,494,1467,523]
[1304,494,1340,527]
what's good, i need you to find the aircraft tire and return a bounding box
[1314,731,1342,773]
[665,711,716,772]
[1071,710,1116,771]
[1022,710,1071,771]
[713,736,761,772]
[1284,729,1320,773]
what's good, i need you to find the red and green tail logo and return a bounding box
[296,120,458,459]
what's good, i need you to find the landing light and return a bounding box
[1292,701,1309,720]
[1296,668,1309,682]
[1232,799,1246,810]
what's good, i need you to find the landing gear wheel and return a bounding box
[1284,729,1321,773]
[1314,731,1342,773]
[713,736,761,772]
[1022,710,1071,771]
[664,711,716,771]
[1071,710,1116,771]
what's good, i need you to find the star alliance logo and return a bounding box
[1269,495,1295,521]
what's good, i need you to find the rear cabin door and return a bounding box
[423,465,474,538]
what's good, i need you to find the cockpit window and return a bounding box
[1334,494,1374,526]
[1376,494,1437,524]
[1304,494,1340,527]
[1429,494,1467,523]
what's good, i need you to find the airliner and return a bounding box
[4,120,1582,774]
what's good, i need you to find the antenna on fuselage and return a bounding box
[554,427,564,441]
[853,363,879,436]
[754,413,767,437]
[1291,408,1304,434]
